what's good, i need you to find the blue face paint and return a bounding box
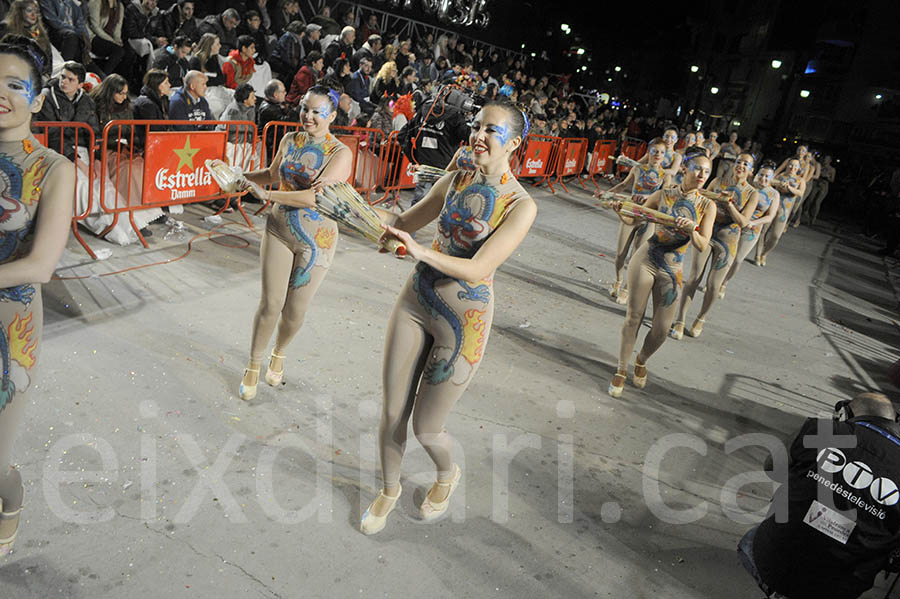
[302,102,331,120]
[8,77,35,103]
[486,122,510,145]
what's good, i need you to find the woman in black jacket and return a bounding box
[133,69,170,148]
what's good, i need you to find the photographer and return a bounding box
[739,392,900,599]
[397,85,471,205]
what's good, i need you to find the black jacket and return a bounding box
[197,14,237,56]
[257,100,291,157]
[123,1,153,41]
[156,4,201,42]
[132,84,169,147]
[186,54,225,87]
[323,39,352,69]
[753,417,900,599]
[150,46,190,89]
[34,81,100,160]
[398,98,469,167]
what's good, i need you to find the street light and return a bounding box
[800,89,810,98]
[577,48,585,55]
[710,86,719,94]
[690,65,699,73]
[771,59,782,69]
[614,65,621,72]
[875,93,883,100]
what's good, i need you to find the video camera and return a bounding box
[440,85,480,114]
[398,85,475,168]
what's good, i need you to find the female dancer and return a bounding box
[608,147,716,398]
[604,137,667,303]
[717,161,780,298]
[639,126,682,186]
[672,132,696,186]
[0,36,75,554]
[360,100,537,534]
[805,155,835,226]
[755,158,805,266]
[671,153,758,339]
[232,86,352,400]
[716,131,741,179]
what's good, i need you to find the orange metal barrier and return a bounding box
[549,137,588,194]
[587,139,617,192]
[377,130,414,207]
[98,119,259,248]
[32,121,99,258]
[259,122,387,209]
[512,134,561,190]
[618,137,647,177]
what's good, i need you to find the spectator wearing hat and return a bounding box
[302,23,323,56]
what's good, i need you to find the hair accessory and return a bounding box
[520,109,530,138]
[327,88,341,109]
[25,47,44,72]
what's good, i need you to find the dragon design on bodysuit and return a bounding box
[661,149,675,170]
[0,153,24,413]
[775,175,799,221]
[743,188,773,243]
[709,182,751,270]
[284,208,322,288]
[0,327,14,413]
[279,135,331,288]
[417,173,509,384]
[648,193,699,307]
[456,146,476,171]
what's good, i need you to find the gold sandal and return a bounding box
[0,486,24,557]
[608,370,627,398]
[265,352,286,386]
[360,484,402,535]
[633,360,648,389]
[239,366,259,401]
[420,464,462,521]
[687,318,705,338]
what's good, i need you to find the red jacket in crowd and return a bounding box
[287,65,320,105]
[222,49,256,89]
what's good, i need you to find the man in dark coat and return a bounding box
[34,62,99,160]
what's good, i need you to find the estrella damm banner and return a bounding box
[519,140,553,177]
[142,132,227,205]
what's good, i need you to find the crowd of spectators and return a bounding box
[0,0,866,250]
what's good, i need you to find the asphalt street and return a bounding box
[1,179,898,599]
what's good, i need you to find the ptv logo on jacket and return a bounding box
[815,447,900,507]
